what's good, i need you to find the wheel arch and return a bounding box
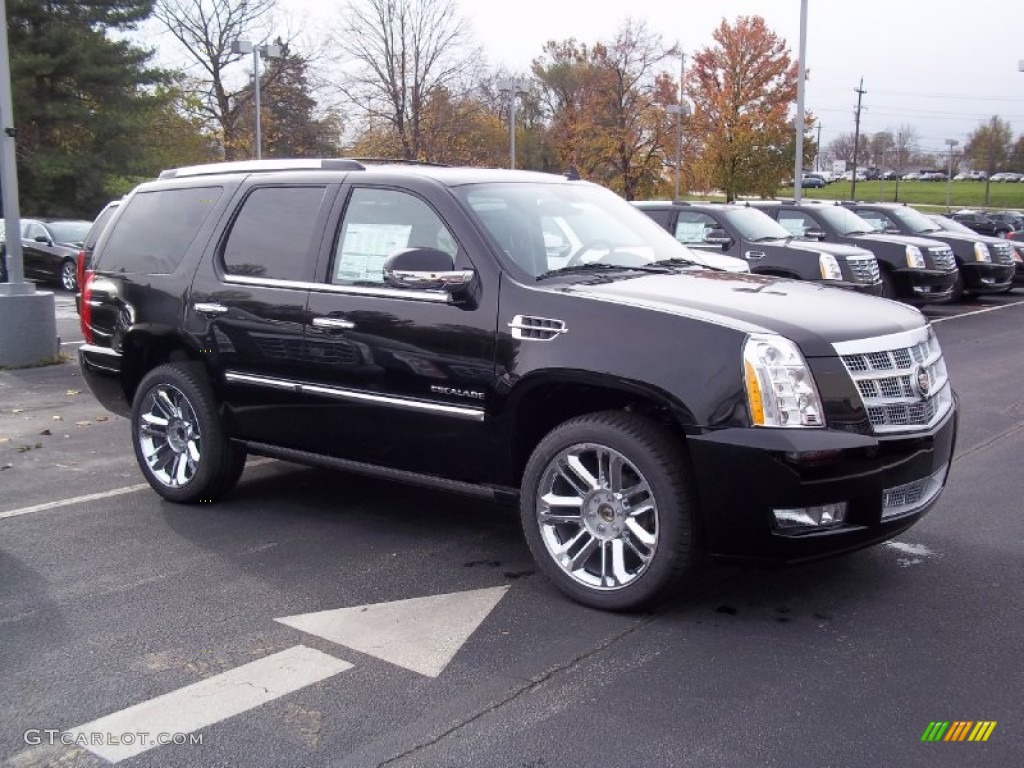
[119,327,212,406]
[500,370,698,487]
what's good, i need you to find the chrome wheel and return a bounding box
[137,383,201,489]
[536,442,658,591]
[60,260,77,291]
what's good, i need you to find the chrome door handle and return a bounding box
[193,302,228,316]
[744,251,766,259]
[312,317,355,330]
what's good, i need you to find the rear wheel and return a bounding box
[520,411,699,611]
[131,362,246,503]
[60,259,77,291]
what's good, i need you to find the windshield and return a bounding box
[453,182,712,278]
[46,221,92,244]
[890,207,942,234]
[812,206,877,236]
[720,207,793,241]
[930,214,978,235]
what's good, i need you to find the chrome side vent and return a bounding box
[508,315,568,341]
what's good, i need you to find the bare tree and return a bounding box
[154,0,276,159]
[334,0,482,160]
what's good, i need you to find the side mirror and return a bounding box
[383,248,475,295]
[703,228,732,249]
[804,228,827,241]
[34,235,51,244]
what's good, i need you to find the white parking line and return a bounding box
[0,459,275,520]
[931,299,1024,323]
[66,645,353,764]
[0,485,150,520]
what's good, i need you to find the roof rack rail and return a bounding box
[158,158,367,179]
[348,157,449,167]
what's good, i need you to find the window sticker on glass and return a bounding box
[335,223,412,283]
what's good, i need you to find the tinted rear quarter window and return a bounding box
[221,186,328,281]
[96,187,222,274]
[84,204,119,252]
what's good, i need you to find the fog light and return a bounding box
[773,502,848,530]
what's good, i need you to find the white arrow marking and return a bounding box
[65,645,352,764]
[275,585,510,678]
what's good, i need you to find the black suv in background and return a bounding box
[78,159,958,611]
[950,211,1013,238]
[847,203,1015,299]
[633,201,882,295]
[749,201,958,303]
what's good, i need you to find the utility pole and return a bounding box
[850,78,866,200]
[667,50,687,200]
[894,131,902,202]
[497,77,529,169]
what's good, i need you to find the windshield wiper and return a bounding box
[652,257,724,272]
[536,262,671,280]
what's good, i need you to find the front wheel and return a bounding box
[879,268,899,300]
[520,411,699,611]
[131,362,245,503]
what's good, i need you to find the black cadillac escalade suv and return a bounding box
[633,200,883,294]
[749,200,959,304]
[79,160,958,611]
[842,202,1014,299]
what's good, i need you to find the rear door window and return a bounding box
[97,187,223,274]
[221,186,329,282]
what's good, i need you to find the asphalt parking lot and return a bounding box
[1,289,1022,768]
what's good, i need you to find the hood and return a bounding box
[919,230,1006,247]
[782,239,876,260]
[562,270,925,357]
[856,232,950,249]
[679,249,749,273]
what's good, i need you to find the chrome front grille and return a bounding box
[928,247,956,272]
[835,327,953,435]
[846,254,880,283]
[992,243,1014,265]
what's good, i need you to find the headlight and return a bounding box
[818,253,842,280]
[743,334,824,428]
[905,245,925,269]
[973,242,991,262]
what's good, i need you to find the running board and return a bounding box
[244,442,517,503]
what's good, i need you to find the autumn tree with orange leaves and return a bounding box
[687,16,805,200]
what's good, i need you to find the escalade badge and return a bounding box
[915,367,931,397]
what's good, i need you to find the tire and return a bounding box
[131,362,246,503]
[519,411,699,611]
[60,259,77,292]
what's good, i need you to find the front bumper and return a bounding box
[687,402,957,564]
[896,268,957,303]
[960,262,1015,293]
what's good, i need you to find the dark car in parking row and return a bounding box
[950,211,1013,238]
[633,201,882,294]
[0,217,92,290]
[746,201,958,304]
[845,203,1015,299]
[933,215,1024,289]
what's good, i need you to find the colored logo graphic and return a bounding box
[921,721,997,742]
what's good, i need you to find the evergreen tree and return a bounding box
[8,0,170,216]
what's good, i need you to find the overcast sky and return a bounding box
[197,0,1024,157]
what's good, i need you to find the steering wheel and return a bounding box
[564,240,615,268]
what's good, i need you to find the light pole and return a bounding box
[792,0,809,202]
[497,77,528,169]
[232,40,282,160]
[945,139,959,210]
[666,103,691,200]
